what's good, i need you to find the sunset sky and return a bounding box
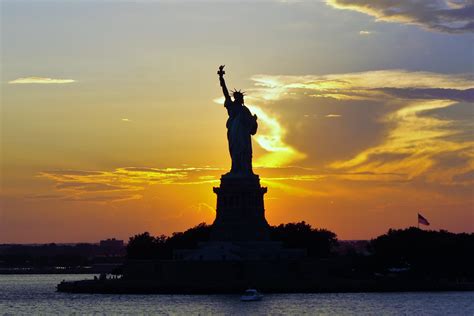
[1,0,473,243]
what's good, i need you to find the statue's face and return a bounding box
[234,94,244,105]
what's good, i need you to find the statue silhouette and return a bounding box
[218,65,258,178]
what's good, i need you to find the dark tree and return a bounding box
[270,221,338,258]
[370,227,474,279]
[126,222,338,260]
[167,223,211,251]
[126,224,211,260]
[126,232,167,259]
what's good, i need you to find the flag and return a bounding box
[418,213,430,226]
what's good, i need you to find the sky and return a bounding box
[1,0,473,243]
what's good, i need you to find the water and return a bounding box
[1,274,473,315]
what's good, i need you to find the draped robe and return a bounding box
[224,99,258,176]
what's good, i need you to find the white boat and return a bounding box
[240,289,263,301]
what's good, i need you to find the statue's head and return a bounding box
[232,89,245,105]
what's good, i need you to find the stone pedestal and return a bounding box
[211,175,270,242]
[173,174,306,261]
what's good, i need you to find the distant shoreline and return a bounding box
[0,268,104,275]
[56,278,474,294]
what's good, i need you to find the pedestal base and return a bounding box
[173,174,307,261]
[211,175,270,242]
[174,241,306,261]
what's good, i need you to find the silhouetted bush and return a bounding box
[370,227,474,279]
[270,221,338,258]
[167,223,212,250]
[126,232,167,260]
[126,223,212,260]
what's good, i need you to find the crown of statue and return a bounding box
[232,89,246,98]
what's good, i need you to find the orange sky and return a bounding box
[1,1,473,243]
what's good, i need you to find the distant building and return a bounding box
[99,238,125,256]
[334,240,370,256]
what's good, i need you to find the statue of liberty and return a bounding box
[217,65,258,178]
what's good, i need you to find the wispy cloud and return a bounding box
[359,30,372,35]
[326,0,474,33]
[248,70,474,185]
[251,70,473,96]
[8,77,75,84]
[330,99,472,180]
[248,105,306,167]
[38,164,410,202]
[326,114,342,118]
[38,167,223,203]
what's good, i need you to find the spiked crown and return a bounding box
[232,89,245,101]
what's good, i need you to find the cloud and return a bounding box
[8,77,75,84]
[213,97,306,167]
[26,194,65,200]
[326,114,342,118]
[62,194,142,203]
[247,69,474,185]
[251,70,473,95]
[326,0,474,33]
[359,30,372,35]
[453,169,474,183]
[122,118,131,122]
[39,164,411,202]
[55,182,130,192]
[248,105,306,167]
[376,88,474,102]
[38,167,224,202]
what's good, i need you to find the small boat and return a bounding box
[240,289,263,301]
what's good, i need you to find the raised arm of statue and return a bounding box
[218,65,231,102]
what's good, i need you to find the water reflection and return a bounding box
[1,275,473,315]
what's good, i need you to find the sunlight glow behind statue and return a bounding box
[218,65,258,178]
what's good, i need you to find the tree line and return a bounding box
[127,223,474,280]
[126,222,337,260]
